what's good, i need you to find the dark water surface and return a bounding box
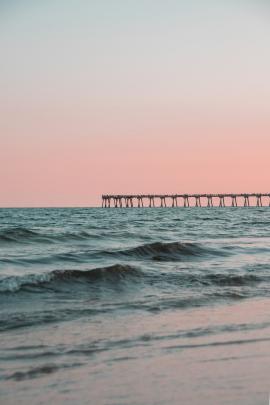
[0,207,270,405]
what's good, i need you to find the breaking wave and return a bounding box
[0,264,142,293]
[0,266,264,295]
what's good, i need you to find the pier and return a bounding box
[102,194,270,208]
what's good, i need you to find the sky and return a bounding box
[0,0,269,207]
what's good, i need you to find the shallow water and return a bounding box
[0,207,270,404]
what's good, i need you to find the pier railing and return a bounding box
[102,194,270,208]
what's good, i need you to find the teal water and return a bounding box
[0,208,270,405]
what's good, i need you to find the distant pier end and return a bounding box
[102,194,270,208]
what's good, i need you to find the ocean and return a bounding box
[0,207,270,405]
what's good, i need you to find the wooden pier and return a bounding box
[102,194,270,208]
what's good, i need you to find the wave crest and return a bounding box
[0,264,141,293]
[122,241,220,261]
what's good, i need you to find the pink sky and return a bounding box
[0,1,269,206]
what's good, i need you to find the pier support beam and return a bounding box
[149,196,155,207]
[207,196,213,207]
[172,196,178,207]
[219,195,225,207]
[195,196,201,207]
[183,195,190,207]
[137,197,144,207]
[125,198,134,208]
[160,197,167,207]
[244,195,250,207]
[256,194,262,207]
[231,195,237,207]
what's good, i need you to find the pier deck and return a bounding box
[102,194,270,208]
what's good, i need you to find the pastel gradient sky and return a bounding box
[0,0,269,207]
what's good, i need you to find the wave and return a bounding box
[0,264,142,293]
[0,307,106,332]
[0,266,262,296]
[201,273,259,286]
[156,271,262,289]
[5,362,83,381]
[0,227,42,243]
[0,240,229,267]
[0,228,226,262]
[0,226,97,245]
[165,336,270,352]
[120,241,225,261]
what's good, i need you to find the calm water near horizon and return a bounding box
[0,207,270,405]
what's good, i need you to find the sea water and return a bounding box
[0,207,270,405]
